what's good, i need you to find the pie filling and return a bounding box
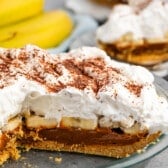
[22,127,148,146]
[99,41,168,66]
[0,115,160,165]
[0,113,149,153]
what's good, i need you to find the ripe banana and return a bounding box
[0,10,73,49]
[0,0,44,27]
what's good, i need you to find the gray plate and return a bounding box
[2,77,168,168]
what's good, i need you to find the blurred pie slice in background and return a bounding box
[97,0,168,67]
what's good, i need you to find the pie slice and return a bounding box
[0,45,168,165]
[96,0,168,67]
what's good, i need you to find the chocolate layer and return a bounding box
[21,127,148,146]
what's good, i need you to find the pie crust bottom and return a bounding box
[0,125,160,165]
[19,131,160,158]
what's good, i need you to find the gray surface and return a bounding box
[146,149,168,168]
[47,1,168,168]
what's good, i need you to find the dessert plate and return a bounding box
[2,77,168,168]
[47,14,98,54]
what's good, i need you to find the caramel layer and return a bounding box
[29,127,149,146]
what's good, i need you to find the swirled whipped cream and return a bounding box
[97,0,168,43]
[0,45,168,133]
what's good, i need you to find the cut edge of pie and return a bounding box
[0,113,161,165]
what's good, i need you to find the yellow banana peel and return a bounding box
[0,10,73,49]
[0,0,44,27]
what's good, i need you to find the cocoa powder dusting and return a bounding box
[0,46,142,95]
[0,47,106,92]
[125,83,143,97]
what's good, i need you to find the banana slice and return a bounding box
[26,116,58,129]
[61,117,97,130]
[122,123,146,134]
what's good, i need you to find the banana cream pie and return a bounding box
[0,45,168,165]
[97,0,168,67]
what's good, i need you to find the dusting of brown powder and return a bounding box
[0,46,143,96]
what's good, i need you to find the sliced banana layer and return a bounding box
[61,117,97,130]
[122,123,147,134]
[26,116,58,129]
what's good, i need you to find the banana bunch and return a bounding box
[0,0,73,49]
[0,0,44,27]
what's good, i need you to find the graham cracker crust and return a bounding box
[0,123,161,165]
[0,134,20,165]
[18,132,160,158]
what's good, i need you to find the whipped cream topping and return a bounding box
[0,45,168,133]
[128,0,152,11]
[97,0,168,43]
